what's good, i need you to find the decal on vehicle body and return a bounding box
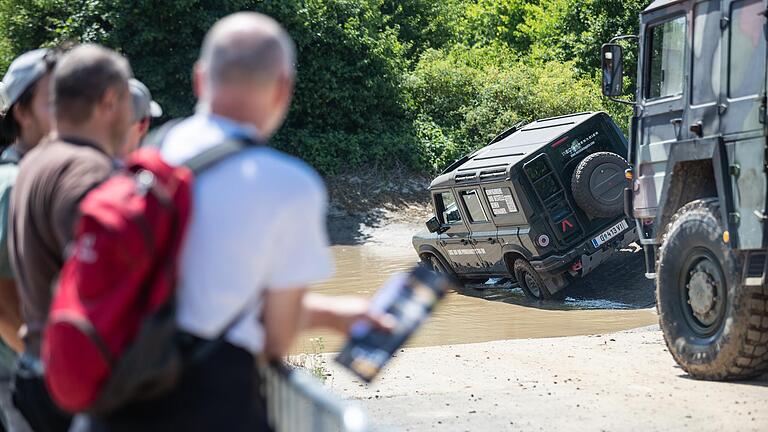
[448,248,486,256]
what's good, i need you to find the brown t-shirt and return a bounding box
[9,136,113,356]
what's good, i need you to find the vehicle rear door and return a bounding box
[432,190,485,274]
[455,187,505,274]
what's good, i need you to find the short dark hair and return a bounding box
[0,48,62,147]
[52,44,132,125]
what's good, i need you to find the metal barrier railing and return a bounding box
[261,362,369,432]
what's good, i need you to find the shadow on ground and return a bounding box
[457,245,656,311]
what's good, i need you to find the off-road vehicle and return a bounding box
[601,0,768,380]
[412,112,637,300]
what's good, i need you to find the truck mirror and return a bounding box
[426,216,442,233]
[601,43,624,97]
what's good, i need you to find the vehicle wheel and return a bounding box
[571,152,628,218]
[657,198,768,380]
[421,253,459,283]
[513,259,553,300]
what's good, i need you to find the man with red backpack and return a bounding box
[60,12,391,431]
[8,44,134,432]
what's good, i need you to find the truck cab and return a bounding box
[601,0,768,380]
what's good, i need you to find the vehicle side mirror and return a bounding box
[426,216,443,234]
[601,43,624,97]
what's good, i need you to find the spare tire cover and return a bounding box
[571,152,628,218]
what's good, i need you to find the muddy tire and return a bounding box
[513,259,553,300]
[571,152,628,219]
[657,198,768,380]
[422,253,458,282]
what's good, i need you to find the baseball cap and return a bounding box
[129,78,163,122]
[0,48,50,115]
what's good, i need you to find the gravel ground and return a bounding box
[325,325,768,432]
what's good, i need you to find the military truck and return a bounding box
[412,112,637,300]
[601,0,768,380]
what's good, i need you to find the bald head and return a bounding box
[196,12,296,138]
[199,12,295,91]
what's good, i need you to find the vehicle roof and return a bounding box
[643,0,685,13]
[429,112,600,190]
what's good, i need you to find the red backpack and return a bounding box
[42,136,249,414]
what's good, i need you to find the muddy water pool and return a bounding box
[294,221,658,354]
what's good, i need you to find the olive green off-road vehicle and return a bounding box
[412,112,637,300]
[601,0,768,380]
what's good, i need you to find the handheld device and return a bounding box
[335,265,454,382]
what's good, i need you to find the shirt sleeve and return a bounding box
[265,176,334,290]
[51,155,113,252]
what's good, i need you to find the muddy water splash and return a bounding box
[295,221,657,354]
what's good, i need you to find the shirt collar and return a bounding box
[196,111,260,142]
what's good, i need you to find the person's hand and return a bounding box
[303,293,397,335]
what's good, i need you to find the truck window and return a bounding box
[435,191,462,224]
[691,0,720,105]
[728,0,766,98]
[459,190,488,223]
[646,16,687,99]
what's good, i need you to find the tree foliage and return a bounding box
[0,0,652,174]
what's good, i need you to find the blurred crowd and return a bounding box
[0,12,385,432]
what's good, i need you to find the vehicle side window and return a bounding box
[691,0,720,105]
[435,191,462,224]
[728,0,766,98]
[485,188,518,216]
[646,15,686,99]
[459,190,488,223]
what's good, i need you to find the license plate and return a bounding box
[591,220,629,248]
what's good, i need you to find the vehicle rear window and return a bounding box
[460,190,488,223]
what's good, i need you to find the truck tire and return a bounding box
[571,152,628,219]
[513,259,553,300]
[656,199,768,380]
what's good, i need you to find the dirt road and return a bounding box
[325,325,768,432]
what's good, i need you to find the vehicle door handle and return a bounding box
[487,238,496,244]
[670,118,682,126]
[461,239,470,245]
[689,121,703,137]
[439,240,447,246]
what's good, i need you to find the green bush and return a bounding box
[405,44,631,173]
[0,0,644,174]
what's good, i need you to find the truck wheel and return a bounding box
[571,152,628,219]
[657,199,768,380]
[513,259,552,300]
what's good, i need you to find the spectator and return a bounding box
[88,12,391,431]
[0,47,60,432]
[8,44,133,432]
[123,78,162,155]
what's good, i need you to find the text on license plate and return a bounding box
[591,220,629,248]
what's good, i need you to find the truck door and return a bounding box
[634,9,689,218]
[455,188,505,275]
[720,0,767,248]
[433,190,485,274]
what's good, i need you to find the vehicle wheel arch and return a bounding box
[502,247,532,275]
[656,159,718,242]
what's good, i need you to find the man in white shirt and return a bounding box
[90,12,390,432]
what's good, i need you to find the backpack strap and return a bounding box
[182,138,253,175]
